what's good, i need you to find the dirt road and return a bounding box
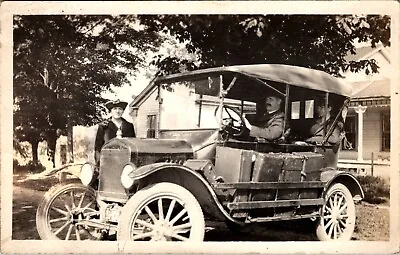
[12,186,43,240]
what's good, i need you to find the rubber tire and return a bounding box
[36,182,97,240]
[117,182,205,241]
[316,183,356,241]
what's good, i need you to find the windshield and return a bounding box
[158,78,256,130]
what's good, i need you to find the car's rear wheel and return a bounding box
[36,182,102,240]
[316,183,356,241]
[117,182,205,241]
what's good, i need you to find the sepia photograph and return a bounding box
[1,1,399,254]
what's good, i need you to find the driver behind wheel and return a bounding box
[242,93,285,141]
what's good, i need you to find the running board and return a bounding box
[227,198,324,210]
[213,181,325,190]
[247,212,320,223]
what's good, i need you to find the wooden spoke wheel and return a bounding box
[316,183,356,241]
[117,182,205,241]
[36,182,102,240]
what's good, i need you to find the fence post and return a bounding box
[371,152,374,176]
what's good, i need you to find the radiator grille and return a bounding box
[98,147,130,202]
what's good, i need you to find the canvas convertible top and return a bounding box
[155,64,352,97]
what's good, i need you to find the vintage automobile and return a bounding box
[36,64,363,242]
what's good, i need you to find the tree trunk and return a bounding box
[46,130,57,168]
[31,139,39,164]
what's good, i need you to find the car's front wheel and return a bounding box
[316,183,356,241]
[117,182,205,241]
[36,182,102,240]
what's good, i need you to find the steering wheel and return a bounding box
[214,105,246,137]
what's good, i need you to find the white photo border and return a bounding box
[1,1,399,254]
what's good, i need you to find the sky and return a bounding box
[99,34,192,120]
[101,68,151,102]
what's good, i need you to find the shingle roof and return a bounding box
[351,78,390,99]
[346,46,374,62]
[345,44,385,62]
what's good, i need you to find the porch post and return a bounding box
[355,105,367,161]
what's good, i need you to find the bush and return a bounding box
[14,175,63,192]
[357,175,390,204]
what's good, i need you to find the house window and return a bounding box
[342,115,357,150]
[147,114,157,138]
[382,112,390,151]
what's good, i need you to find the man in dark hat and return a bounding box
[95,99,136,163]
[242,94,285,141]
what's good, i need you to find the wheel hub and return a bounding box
[69,210,84,224]
[154,220,173,239]
[331,208,340,223]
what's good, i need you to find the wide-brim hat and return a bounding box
[105,99,128,111]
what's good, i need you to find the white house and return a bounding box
[338,44,391,175]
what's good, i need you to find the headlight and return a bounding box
[80,163,94,186]
[121,164,136,189]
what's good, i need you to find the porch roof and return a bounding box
[351,79,390,99]
[349,79,390,107]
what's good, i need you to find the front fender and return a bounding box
[321,169,364,200]
[27,163,83,180]
[128,162,240,223]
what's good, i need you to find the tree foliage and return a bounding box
[13,15,161,164]
[138,15,390,76]
[13,14,391,166]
